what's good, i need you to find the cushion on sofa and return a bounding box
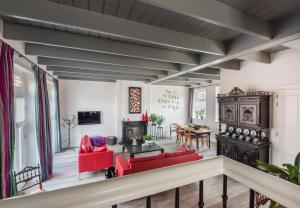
[93,144,107,152]
[176,144,190,152]
[90,136,106,147]
[80,135,93,153]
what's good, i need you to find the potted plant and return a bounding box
[157,115,165,127]
[256,152,300,208]
[149,113,158,125]
[143,134,154,144]
[196,109,206,120]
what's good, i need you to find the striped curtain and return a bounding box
[188,88,194,123]
[0,42,15,198]
[54,79,62,153]
[35,67,53,180]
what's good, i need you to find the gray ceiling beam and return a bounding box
[149,12,300,84]
[50,66,158,80]
[192,67,220,75]
[212,61,240,70]
[3,23,198,65]
[26,43,179,71]
[239,52,271,64]
[167,72,220,80]
[0,0,225,55]
[44,59,167,76]
[141,0,271,40]
[58,76,116,83]
[53,72,150,82]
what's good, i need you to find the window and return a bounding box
[192,88,207,120]
[13,62,39,172]
[215,86,221,122]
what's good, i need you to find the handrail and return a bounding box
[0,156,299,208]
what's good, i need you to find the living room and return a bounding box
[1,1,300,208]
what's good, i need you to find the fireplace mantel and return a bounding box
[122,121,148,143]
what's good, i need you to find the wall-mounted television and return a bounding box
[78,111,101,125]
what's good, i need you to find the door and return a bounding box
[275,86,300,165]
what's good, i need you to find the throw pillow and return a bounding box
[80,135,93,153]
[90,136,106,147]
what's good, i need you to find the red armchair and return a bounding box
[78,135,113,179]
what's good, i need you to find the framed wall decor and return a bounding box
[238,103,259,126]
[128,87,142,114]
[220,102,237,124]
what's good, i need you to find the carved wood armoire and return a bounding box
[216,87,271,167]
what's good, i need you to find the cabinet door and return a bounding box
[238,102,260,127]
[236,145,258,167]
[220,102,237,125]
[220,140,234,159]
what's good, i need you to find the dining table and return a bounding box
[181,127,213,150]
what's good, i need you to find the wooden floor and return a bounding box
[43,138,250,208]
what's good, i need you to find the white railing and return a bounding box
[0,156,300,208]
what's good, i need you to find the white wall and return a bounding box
[59,80,117,148]
[193,85,219,142]
[220,48,300,164]
[149,85,189,137]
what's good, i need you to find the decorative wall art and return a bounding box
[239,104,258,125]
[220,103,236,124]
[129,87,142,114]
[158,89,183,111]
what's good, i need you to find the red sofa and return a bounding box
[78,146,113,174]
[116,148,203,176]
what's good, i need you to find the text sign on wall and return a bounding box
[158,89,183,111]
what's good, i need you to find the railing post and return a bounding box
[249,189,255,208]
[198,180,204,208]
[175,187,180,208]
[147,196,151,208]
[222,175,228,208]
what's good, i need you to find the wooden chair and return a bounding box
[199,125,210,148]
[175,125,184,143]
[13,164,44,196]
[184,127,197,144]
[170,123,178,139]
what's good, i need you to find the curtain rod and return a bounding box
[14,49,56,79]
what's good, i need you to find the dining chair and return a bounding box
[199,125,210,148]
[184,127,197,144]
[175,125,184,143]
[170,123,178,139]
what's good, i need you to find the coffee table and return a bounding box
[122,141,164,158]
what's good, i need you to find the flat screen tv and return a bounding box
[78,111,101,125]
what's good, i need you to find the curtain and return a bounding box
[35,67,53,180]
[54,79,62,153]
[188,88,194,123]
[0,42,15,198]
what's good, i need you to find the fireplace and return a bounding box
[122,121,148,143]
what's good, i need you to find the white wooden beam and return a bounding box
[46,61,167,76]
[167,72,220,80]
[141,0,271,40]
[3,22,198,65]
[239,52,271,64]
[281,38,300,50]
[50,66,158,79]
[26,43,179,71]
[0,0,225,55]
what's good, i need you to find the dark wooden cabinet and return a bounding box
[217,135,270,166]
[217,87,271,166]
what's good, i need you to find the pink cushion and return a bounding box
[93,144,107,152]
[80,135,93,153]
